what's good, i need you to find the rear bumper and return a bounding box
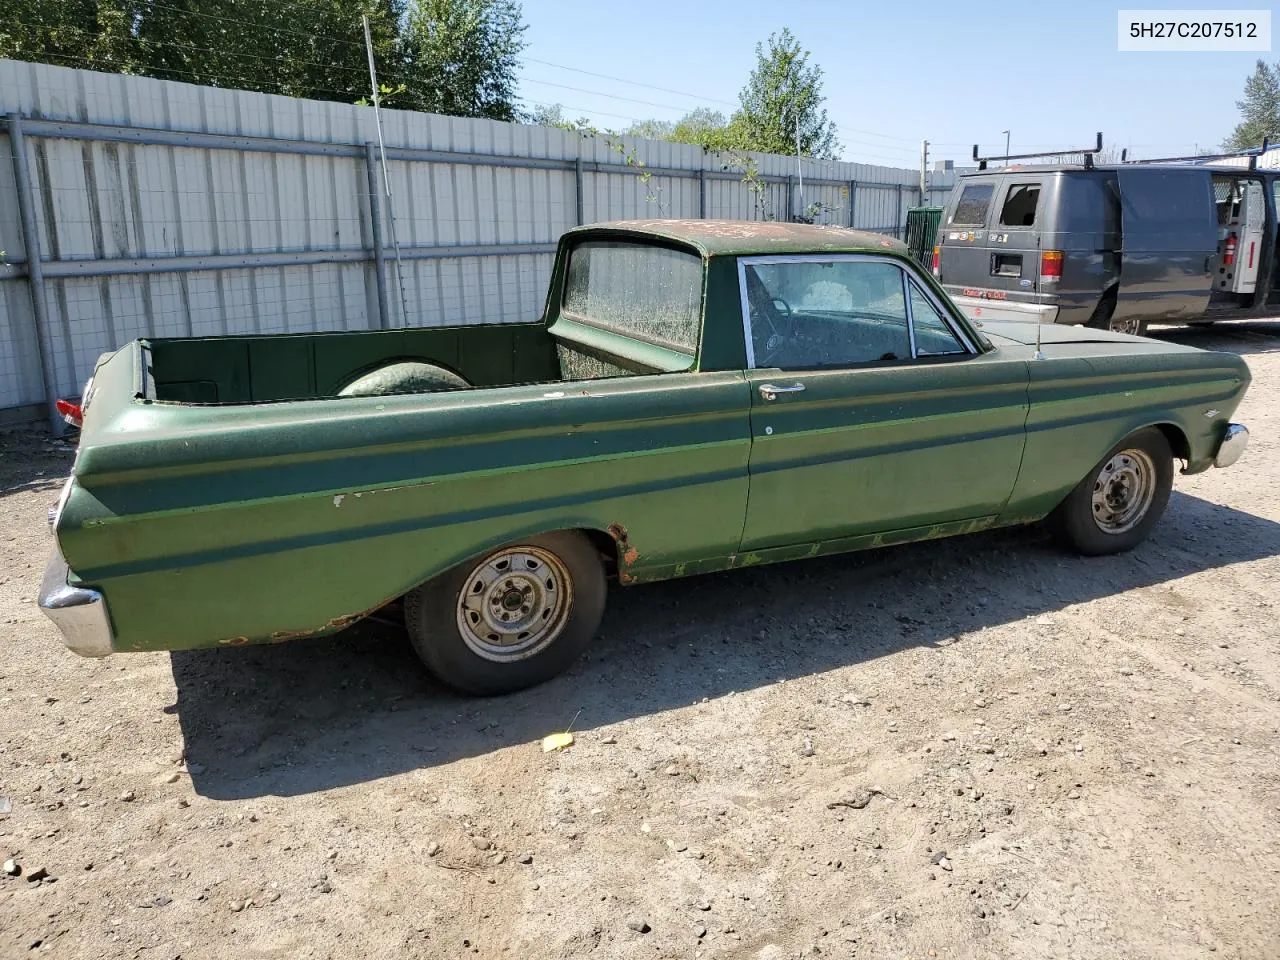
[38,552,115,657]
[1214,423,1249,469]
[949,294,1061,325]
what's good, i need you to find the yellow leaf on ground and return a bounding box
[541,731,574,753]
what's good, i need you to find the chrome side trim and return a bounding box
[1213,422,1249,469]
[38,552,115,657]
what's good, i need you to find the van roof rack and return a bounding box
[1120,138,1272,170]
[972,132,1103,171]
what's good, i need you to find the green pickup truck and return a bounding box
[39,220,1251,695]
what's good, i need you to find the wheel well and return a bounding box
[1153,422,1191,463]
[579,528,621,579]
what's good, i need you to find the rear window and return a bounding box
[949,183,994,226]
[563,241,702,352]
[998,184,1040,227]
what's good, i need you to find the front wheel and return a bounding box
[404,531,607,695]
[1049,428,1173,556]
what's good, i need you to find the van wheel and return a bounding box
[1049,428,1173,556]
[1087,294,1145,337]
[404,532,607,696]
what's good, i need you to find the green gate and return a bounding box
[904,206,943,269]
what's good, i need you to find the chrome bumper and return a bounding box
[948,295,1060,325]
[1214,423,1249,468]
[38,552,114,657]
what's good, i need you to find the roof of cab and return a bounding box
[566,219,909,257]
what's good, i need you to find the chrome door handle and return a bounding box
[759,382,805,401]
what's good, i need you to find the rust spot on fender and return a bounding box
[607,522,640,570]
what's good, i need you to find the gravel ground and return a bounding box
[1,320,1278,960]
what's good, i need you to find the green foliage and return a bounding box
[601,31,839,160]
[734,28,838,159]
[528,102,598,136]
[1224,59,1280,151]
[400,0,526,120]
[0,0,524,119]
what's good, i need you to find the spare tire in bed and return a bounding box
[337,361,471,397]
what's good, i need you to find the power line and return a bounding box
[523,56,738,108]
[520,77,696,115]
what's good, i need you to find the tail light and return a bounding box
[55,399,83,428]
[931,245,941,276]
[1040,250,1064,282]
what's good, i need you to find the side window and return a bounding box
[563,240,702,353]
[743,259,911,369]
[998,184,1040,227]
[908,283,966,355]
[949,183,995,226]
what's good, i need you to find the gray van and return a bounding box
[933,143,1279,336]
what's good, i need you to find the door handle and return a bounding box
[759,382,806,401]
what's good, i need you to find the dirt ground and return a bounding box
[1,321,1278,960]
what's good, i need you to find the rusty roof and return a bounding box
[567,219,909,257]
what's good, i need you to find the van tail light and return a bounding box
[1040,250,1064,282]
[931,245,941,276]
[55,399,83,428]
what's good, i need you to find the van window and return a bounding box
[563,240,703,352]
[998,184,1040,227]
[1060,174,1118,234]
[949,184,994,226]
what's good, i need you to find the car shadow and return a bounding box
[170,490,1280,800]
[1150,317,1280,355]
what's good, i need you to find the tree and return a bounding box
[734,28,838,159]
[0,0,139,73]
[624,118,675,141]
[131,0,408,107]
[528,103,597,134]
[401,0,526,120]
[669,108,742,151]
[1224,59,1280,151]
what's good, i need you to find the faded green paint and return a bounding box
[51,221,1251,656]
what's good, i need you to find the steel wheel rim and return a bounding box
[456,545,573,662]
[1091,448,1157,534]
[1110,314,1141,336]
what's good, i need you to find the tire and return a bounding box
[1049,427,1173,556]
[404,531,607,696]
[1086,292,1146,338]
[337,361,470,397]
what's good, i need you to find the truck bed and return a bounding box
[146,323,560,404]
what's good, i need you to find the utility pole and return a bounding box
[1002,129,1011,163]
[919,139,929,203]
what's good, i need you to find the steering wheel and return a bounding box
[755,297,796,366]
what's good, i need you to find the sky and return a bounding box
[515,0,1272,170]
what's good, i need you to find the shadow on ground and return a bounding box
[171,490,1280,800]
[1150,317,1280,355]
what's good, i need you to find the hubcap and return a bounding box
[1110,314,1141,336]
[1091,448,1156,534]
[455,546,573,662]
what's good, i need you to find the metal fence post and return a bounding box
[575,157,585,225]
[896,183,904,238]
[848,180,857,228]
[698,167,707,219]
[7,114,62,436]
[363,142,391,331]
[787,175,795,221]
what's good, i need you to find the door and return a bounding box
[737,255,1029,551]
[1116,168,1217,322]
[937,178,998,289]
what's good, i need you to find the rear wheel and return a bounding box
[1086,292,1146,337]
[404,532,606,696]
[1049,428,1173,556]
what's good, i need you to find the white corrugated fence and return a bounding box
[0,58,957,422]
